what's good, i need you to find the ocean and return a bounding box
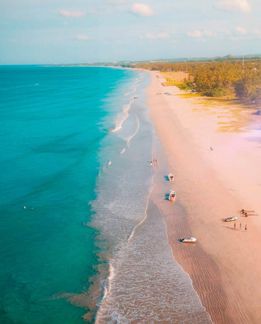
[0,66,139,323]
[0,66,211,323]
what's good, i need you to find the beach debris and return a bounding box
[167,173,174,182]
[252,109,261,115]
[179,237,197,243]
[224,216,238,222]
[209,146,214,151]
[167,190,176,202]
[107,160,112,166]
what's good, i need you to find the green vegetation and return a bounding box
[135,60,261,103]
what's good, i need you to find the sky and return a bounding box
[0,0,261,64]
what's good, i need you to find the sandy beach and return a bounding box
[148,71,261,323]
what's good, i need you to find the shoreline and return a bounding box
[147,71,261,323]
[93,69,211,323]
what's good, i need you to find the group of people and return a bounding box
[232,208,256,231]
[240,209,255,217]
[234,222,247,231]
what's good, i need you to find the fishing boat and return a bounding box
[224,216,238,222]
[167,173,174,182]
[180,237,197,243]
[168,190,176,202]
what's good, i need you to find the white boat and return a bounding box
[180,237,197,243]
[167,173,174,182]
[168,190,176,202]
[224,216,238,222]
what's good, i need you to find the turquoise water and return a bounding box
[0,66,136,323]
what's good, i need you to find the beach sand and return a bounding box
[148,71,261,323]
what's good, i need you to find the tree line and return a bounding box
[134,60,261,103]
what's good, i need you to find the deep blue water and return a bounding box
[0,66,135,323]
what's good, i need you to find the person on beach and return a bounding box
[149,158,158,167]
[234,222,236,230]
[240,223,242,230]
[245,224,248,231]
[240,209,254,215]
[240,209,248,217]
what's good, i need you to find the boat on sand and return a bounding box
[167,173,174,182]
[168,190,176,202]
[180,237,197,243]
[224,216,238,222]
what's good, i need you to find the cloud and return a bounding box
[187,30,203,38]
[187,30,215,38]
[143,32,170,40]
[230,27,261,39]
[216,0,251,13]
[107,0,128,4]
[235,26,247,34]
[253,29,261,38]
[59,9,85,18]
[75,34,90,41]
[131,3,154,16]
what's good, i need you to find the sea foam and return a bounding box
[92,72,211,323]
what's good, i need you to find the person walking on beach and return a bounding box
[153,159,158,167]
[240,223,242,230]
[245,224,248,231]
[234,222,236,230]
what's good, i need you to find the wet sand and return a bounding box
[93,72,211,323]
[148,71,261,323]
